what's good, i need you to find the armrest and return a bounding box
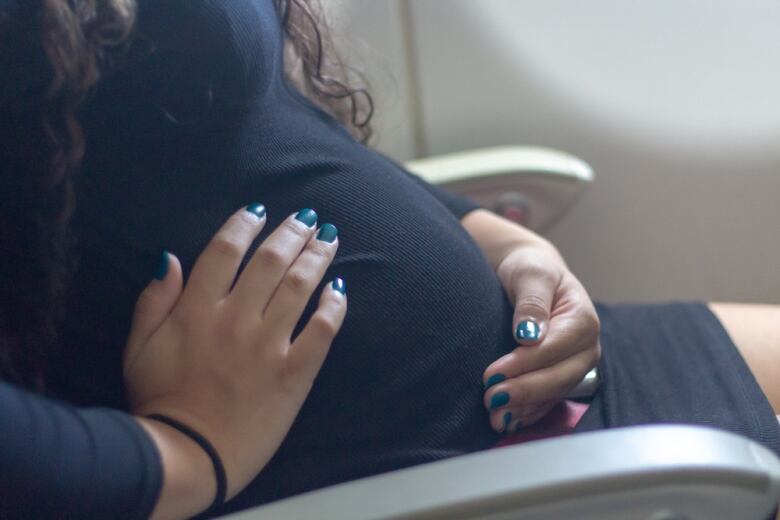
[223,425,780,520]
[405,146,594,231]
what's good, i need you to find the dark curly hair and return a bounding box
[0,0,374,389]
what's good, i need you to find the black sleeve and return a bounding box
[0,380,162,519]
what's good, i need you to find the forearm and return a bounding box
[0,379,219,520]
[0,381,161,519]
[138,418,216,520]
[460,209,564,270]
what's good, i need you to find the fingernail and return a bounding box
[490,392,510,410]
[502,412,512,432]
[512,419,524,433]
[332,277,346,295]
[154,251,169,280]
[246,203,266,218]
[295,208,318,227]
[484,373,506,389]
[515,320,540,342]
[317,223,338,243]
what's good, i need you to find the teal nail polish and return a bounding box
[246,203,266,218]
[154,251,169,280]
[332,277,346,295]
[502,412,512,432]
[516,320,540,342]
[490,392,510,410]
[484,373,506,389]
[295,208,318,227]
[317,223,338,243]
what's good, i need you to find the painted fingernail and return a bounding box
[484,373,506,389]
[317,223,338,243]
[246,203,266,218]
[490,392,510,410]
[502,412,512,432]
[154,251,169,280]
[332,277,346,295]
[515,320,540,342]
[295,208,318,227]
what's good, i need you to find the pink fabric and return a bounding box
[494,400,590,448]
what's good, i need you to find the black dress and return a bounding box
[42,0,778,516]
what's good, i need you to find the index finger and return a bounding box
[485,312,596,385]
[183,204,267,303]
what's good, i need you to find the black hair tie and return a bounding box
[147,414,227,518]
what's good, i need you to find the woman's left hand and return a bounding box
[460,209,600,434]
[482,242,601,432]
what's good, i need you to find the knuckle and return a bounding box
[256,245,287,267]
[233,209,260,229]
[310,312,338,338]
[518,293,549,315]
[283,269,312,293]
[306,241,333,262]
[583,310,601,339]
[220,307,256,341]
[210,235,244,260]
[282,218,309,239]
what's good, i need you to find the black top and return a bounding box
[44,0,515,515]
[0,381,161,518]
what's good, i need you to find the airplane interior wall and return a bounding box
[326,0,780,304]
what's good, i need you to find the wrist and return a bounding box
[137,417,216,520]
[501,237,565,267]
[461,209,562,269]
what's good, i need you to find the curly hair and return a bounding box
[0,0,374,389]
[277,0,374,143]
[0,0,135,389]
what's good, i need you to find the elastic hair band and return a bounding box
[147,414,227,517]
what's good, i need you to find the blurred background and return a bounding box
[323,0,780,305]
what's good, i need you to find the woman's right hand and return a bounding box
[123,206,346,519]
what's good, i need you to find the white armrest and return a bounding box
[405,146,594,231]
[405,146,593,186]
[223,425,780,520]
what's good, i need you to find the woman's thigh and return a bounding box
[708,302,780,414]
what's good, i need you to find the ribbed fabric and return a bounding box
[54,0,507,513]
[0,381,161,519]
[42,0,779,517]
[576,303,780,456]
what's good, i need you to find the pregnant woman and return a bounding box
[2,0,778,517]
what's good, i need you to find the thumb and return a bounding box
[127,251,184,347]
[512,274,555,345]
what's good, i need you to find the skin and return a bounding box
[463,211,780,519]
[40,208,775,519]
[124,207,347,519]
[126,208,776,519]
[709,303,780,415]
[462,210,780,435]
[462,210,600,431]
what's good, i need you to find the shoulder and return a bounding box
[136,0,282,100]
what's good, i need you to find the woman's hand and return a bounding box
[461,210,600,433]
[123,206,346,518]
